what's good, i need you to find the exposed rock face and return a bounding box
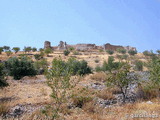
[103,43,124,51]
[44,41,51,49]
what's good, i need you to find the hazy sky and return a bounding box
[0,0,160,52]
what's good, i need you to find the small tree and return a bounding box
[0,63,8,88]
[45,58,77,119]
[32,47,37,52]
[3,46,10,51]
[5,57,37,80]
[128,50,137,56]
[44,48,52,56]
[23,46,32,53]
[5,50,12,56]
[106,50,114,55]
[134,60,143,71]
[12,47,20,54]
[34,54,42,60]
[0,47,3,54]
[34,58,48,74]
[102,56,123,72]
[63,50,70,56]
[39,48,44,52]
[69,47,75,51]
[106,63,137,103]
[149,57,160,88]
[156,50,160,55]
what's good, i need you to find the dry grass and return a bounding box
[96,89,115,100]
[0,102,10,116]
[90,72,107,82]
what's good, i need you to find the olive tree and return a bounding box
[12,47,20,54]
[44,58,79,119]
[106,63,138,103]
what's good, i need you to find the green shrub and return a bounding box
[12,47,20,54]
[73,51,81,55]
[69,47,75,51]
[95,66,103,72]
[34,59,48,74]
[32,47,37,52]
[116,48,126,54]
[102,56,123,72]
[106,50,114,55]
[0,63,8,88]
[44,48,52,56]
[95,56,123,72]
[63,50,70,56]
[51,58,92,76]
[106,63,138,103]
[34,54,42,60]
[99,49,103,52]
[134,60,143,71]
[67,58,92,75]
[116,54,128,60]
[128,50,137,56]
[0,47,3,54]
[94,59,99,63]
[5,50,12,56]
[5,57,37,80]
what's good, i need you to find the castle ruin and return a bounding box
[44,41,136,52]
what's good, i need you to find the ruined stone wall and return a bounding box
[104,43,124,51]
[44,41,136,52]
[124,46,136,51]
[74,44,96,51]
[44,41,51,49]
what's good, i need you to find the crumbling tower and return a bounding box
[44,41,51,49]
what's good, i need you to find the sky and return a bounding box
[0,0,160,52]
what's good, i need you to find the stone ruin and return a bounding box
[44,41,51,49]
[44,41,136,51]
[103,43,124,51]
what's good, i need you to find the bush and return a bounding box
[94,59,99,63]
[106,50,114,55]
[34,59,48,74]
[51,58,92,76]
[32,47,37,52]
[128,50,137,56]
[0,47,3,54]
[34,54,42,60]
[5,50,12,56]
[73,51,81,55]
[95,56,123,72]
[0,63,8,88]
[12,47,20,54]
[44,48,52,56]
[63,50,70,56]
[67,58,92,75]
[5,57,37,80]
[106,63,138,103]
[116,48,126,54]
[134,60,143,71]
[116,54,128,60]
[103,56,123,72]
[45,57,76,119]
